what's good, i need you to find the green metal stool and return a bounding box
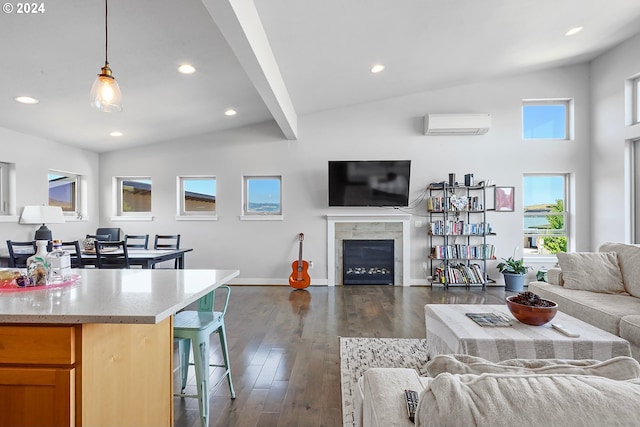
[174,285,235,427]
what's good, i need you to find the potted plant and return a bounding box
[496,252,531,292]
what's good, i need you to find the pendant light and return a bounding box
[89,0,122,112]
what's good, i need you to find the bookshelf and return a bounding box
[427,183,495,289]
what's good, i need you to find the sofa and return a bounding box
[358,354,640,427]
[528,242,640,360]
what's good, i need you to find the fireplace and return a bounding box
[342,239,394,285]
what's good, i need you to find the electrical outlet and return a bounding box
[309,260,314,269]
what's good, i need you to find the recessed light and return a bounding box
[370,64,385,73]
[178,64,196,74]
[565,26,583,36]
[14,96,39,104]
[110,131,123,137]
[224,109,237,116]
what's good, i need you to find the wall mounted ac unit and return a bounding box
[423,113,491,135]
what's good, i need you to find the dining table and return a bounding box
[81,247,193,269]
[0,268,240,427]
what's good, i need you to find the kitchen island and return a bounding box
[0,268,239,427]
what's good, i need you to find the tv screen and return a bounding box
[328,160,411,207]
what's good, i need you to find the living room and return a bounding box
[1,30,639,286]
[3,2,640,426]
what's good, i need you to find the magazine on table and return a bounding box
[465,312,512,327]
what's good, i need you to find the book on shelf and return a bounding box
[433,262,486,285]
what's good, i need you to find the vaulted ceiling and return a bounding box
[2,0,640,153]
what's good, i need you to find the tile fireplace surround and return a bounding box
[326,214,411,286]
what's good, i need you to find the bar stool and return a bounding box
[174,285,235,427]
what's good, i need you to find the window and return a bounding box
[634,76,640,124]
[178,176,216,218]
[523,174,568,256]
[0,162,11,215]
[48,171,78,216]
[242,175,282,218]
[522,99,571,140]
[116,177,152,215]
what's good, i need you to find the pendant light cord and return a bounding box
[104,0,109,64]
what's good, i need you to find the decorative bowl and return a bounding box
[505,295,558,326]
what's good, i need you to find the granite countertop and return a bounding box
[0,269,239,324]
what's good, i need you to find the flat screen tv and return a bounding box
[328,160,411,207]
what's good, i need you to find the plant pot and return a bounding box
[503,272,525,292]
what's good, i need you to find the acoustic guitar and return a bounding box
[289,233,311,289]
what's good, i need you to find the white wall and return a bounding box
[590,32,640,247]
[0,127,100,242]
[99,64,592,284]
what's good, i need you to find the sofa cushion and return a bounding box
[416,373,640,427]
[528,281,640,335]
[425,354,640,380]
[599,242,640,298]
[621,315,640,349]
[556,251,627,294]
[361,368,426,427]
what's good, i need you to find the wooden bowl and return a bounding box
[506,296,558,326]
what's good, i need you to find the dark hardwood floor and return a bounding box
[173,285,508,427]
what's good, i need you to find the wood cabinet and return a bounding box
[0,319,172,427]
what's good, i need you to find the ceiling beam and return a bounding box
[202,0,298,140]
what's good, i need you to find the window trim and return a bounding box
[241,175,283,220]
[522,173,569,257]
[0,161,17,221]
[111,176,154,221]
[522,99,573,141]
[176,175,218,221]
[48,169,85,219]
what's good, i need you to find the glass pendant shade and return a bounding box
[90,63,123,112]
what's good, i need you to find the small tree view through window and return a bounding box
[523,174,568,255]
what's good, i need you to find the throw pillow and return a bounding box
[556,251,627,294]
[599,242,640,298]
[424,354,640,380]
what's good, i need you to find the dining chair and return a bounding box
[153,234,181,269]
[174,285,235,427]
[96,227,121,241]
[125,234,149,249]
[59,240,83,269]
[6,240,36,268]
[95,240,130,269]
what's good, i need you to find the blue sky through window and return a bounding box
[248,178,280,204]
[523,175,564,206]
[184,179,216,196]
[523,104,566,139]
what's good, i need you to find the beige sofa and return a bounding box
[529,242,640,360]
[359,354,640,427]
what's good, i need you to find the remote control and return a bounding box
[551,323,580,337]
[404,389,419,423]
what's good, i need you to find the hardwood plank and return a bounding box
[174,285,508,427]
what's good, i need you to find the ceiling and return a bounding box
[2,0,640,153]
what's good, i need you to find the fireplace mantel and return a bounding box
[326,213,411,286]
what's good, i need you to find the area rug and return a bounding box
[339,337,431,427]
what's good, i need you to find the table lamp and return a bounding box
[19,205,66,241]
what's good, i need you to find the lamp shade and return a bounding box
[20,205,66,225]
[89,64,123,112]
[20,206,65,241]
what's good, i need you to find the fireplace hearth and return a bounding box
[342,239,394,285]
